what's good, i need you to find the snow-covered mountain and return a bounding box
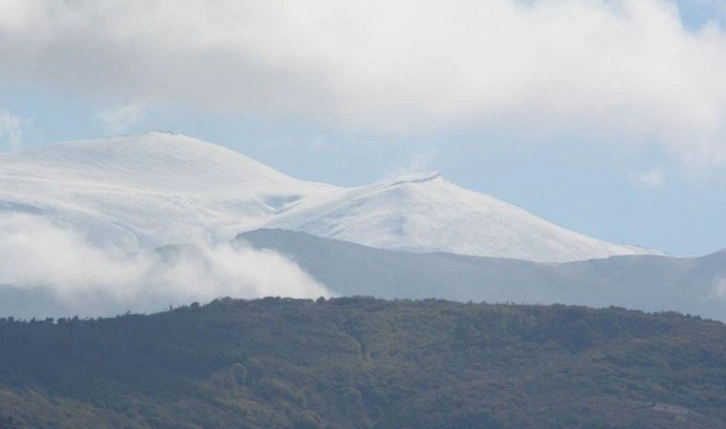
[0,132,655,262]
[267,171,652,261]
[0,133,342,251]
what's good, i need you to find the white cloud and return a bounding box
[1,0,725,162]
[386,148,439,179]
[95,103,146,135]
[0,213,333,317]
[713,277,726,298]
[0,109,26,152]
[629,167,665,188]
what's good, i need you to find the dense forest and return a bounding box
[0,297,725,428]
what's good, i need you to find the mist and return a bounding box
[0,214,333,318]
[714,277,726,298]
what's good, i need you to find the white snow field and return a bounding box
[267,171,654,262]
[0,132,655,262]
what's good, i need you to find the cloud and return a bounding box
[1,1,725,162]
[0,213,333,317]
[95,103,146,135]
[386,148,439,179]
[0,109,26,152]
[629,167,665,188]
[713,277,726,298]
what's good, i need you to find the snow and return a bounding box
[0,132,657,262]
[0,133,343,251]
[268,171,656,262]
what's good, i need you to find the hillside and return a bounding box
[0,132,653,261]
[267,172,651,261]
[0,132,341,251]
[237,229,726,322]
[0,298,725,428]
[0,228,721,320]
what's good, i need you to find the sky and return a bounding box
[0,0,725,257]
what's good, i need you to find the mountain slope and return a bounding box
[1,299,726,429]
[238,229,726,321]
[0,132,653,261]
[0,133,342,251]
[0,227,720,320]
[267,171,650,261]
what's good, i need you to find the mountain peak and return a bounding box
[268,168,658,262]
[0,134,659,262]
[4,133,320,194]
[11,132,235,162]
[379,171,443,188]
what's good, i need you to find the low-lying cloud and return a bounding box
[0,0,725,162]
[0,109,25,152]
[95,103,146,136]
[713,277,726,298]
[0,214,333,317]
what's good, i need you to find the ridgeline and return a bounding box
[0,298,725,428]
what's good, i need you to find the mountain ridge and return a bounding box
[1,298,725,428]
[235,228,726,322]
[0,132,657,262]
[267,164,655,261]
[0,227,721,320]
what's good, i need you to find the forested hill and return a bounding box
[1,298,725,428]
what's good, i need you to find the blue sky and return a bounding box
[1,0,725,257]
